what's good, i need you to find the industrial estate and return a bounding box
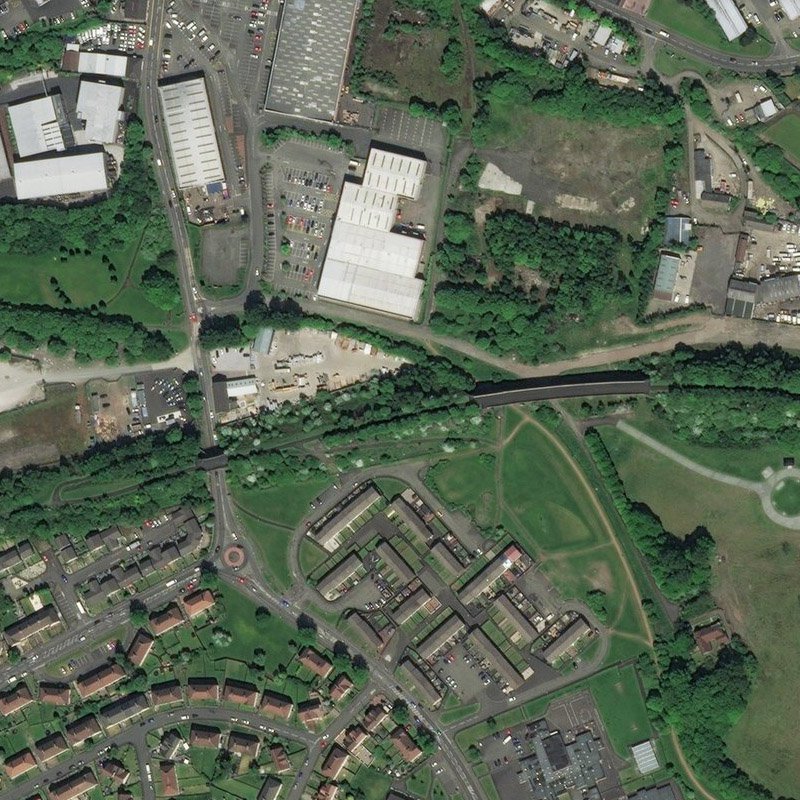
[0,1,798,800]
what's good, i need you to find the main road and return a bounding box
[588,0,800,72]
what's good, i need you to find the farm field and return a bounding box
[601,425,800,798]
[764,112,800,164]
[647,0,772,55]
[475,114,669,238]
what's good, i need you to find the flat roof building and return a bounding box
[76,78,124,144]
[705,0,747,39]
[459,545,524,605]
[317,552,362,601]
[318,147,428,320]
[393,586,432,626]
[779,0,800,18]
[725,278,756,318]
[417,614,466,661]
[494,593,538,645]
[158,74,225,190]
[542,618,592,664]
[631,740,660,774]
[398,658,441,708]
[7,94,67,157]
[264,0,359,120]
[77,49,129,77]
[376,541,414,584]
[664,216,692,247]
[312,486,382,551]
[14,150,108,200]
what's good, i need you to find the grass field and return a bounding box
[764,112,800,165]
[440,700,480,726]
[350,766,393,800]
[771,477,800,516]
[648,0,773,55]
[601,425,800,797]
[588,665,652,758]
[426,452,499,528]
[653,46,717,78]
[233,479,330,590]
[201,583,296,671]
[0,244,181,332]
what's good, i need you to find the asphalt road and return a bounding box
[470,377,652,408]
[588,0,800,72]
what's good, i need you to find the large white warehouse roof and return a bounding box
[14,151,107,200]
[77,50,128,77]
[779,0,800,19]
[7,95,66,158]
[158,75,225,190]
[705,0,747,40]
[76,79,124,145]
[362,148,426,200]
[317,146,428,319]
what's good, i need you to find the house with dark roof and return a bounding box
[298,698,325,727]
[190,724,222,749]
[321,745,350,779]
[39,683,71,705]
[187,678,219,701]
[4,748,36,778]
[223,679,259,707]
[160,761,179,797]
[390,727,423,763]
[127,629,155,668]
[330,674,354,703]
[151,680,183,706]
[36,731,68,764]
[65,714,101,746]
[270,744,291,773]
[261,689,293,719]
[228,731,261,758]
[299,647,333,679]
[75,662,126,699]
[150,604,184,636]
[0,683,34,716]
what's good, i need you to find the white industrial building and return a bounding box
[317,147,427,320]
[14,151,107,200]
[7,95,66,158]
[77,50,128,77]
[705,0,747,40]
[226,377,259,399]
[778,0,800,19]
[76,79,125,145]
[157,75,225,190]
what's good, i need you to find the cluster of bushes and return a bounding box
[585,428,714,603]
[261,127,355,155]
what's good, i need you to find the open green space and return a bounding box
[473,112,666,239]
[426,451,498,528]
[647,0,772,55]
[298,539,328,576]
[771,477,800,516]
[197,582,296,671]
[233,479,331,590]
[764,112,800,165]
[371,476,411,500]
[601,425,800,798]
[0,236,182,334]
[59,475,142,502]
[349,766,393,800]
[588,665,652,758]
[653,46,717,78]
[440,700,480,726]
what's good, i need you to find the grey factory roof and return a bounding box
[264,0,359,120]
[158,74,225,190]
[75,78,124,144]
[7,94,67,157]
[704,0,747,39]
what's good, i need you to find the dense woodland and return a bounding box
[0,428,208,541]
[637,343,800,445]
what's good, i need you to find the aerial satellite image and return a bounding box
[0,0,796,798]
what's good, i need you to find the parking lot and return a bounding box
[433,642,509,705]
[375,107,446,169]
[267,141,349,295]
[185,0,278,109]
[200,221,250,289]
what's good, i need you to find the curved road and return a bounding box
[588,0,800,72]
